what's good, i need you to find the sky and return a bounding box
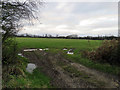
[18,1,118,37]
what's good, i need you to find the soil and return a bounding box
[22,50,120,88]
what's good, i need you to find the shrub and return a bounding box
[82,39,120,66]
[2,38,18,65]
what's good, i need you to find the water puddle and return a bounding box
[26,63,37,74]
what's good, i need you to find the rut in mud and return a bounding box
[23,50,120,88]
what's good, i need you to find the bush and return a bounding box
[2,38,18,65]
[82,39,120,66]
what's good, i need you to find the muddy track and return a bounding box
[23,50,120,88]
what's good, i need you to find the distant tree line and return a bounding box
[16,34,118,40]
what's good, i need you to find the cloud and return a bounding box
[56,25,68,29]
[56,3,67,9]
[19,2,118,36]
[78,15,117,27]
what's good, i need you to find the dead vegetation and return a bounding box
[82,39,119,66]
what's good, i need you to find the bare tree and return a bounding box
[2,0,43,42]
[1,0,43,64]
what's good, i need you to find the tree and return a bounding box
[1,0,43,65]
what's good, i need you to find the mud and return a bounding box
[23,50,120,88]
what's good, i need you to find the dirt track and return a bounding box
[23,50,120,88]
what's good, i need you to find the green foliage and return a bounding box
[26,69,51,88]
[3,56,52,88]
[2,38,18,65]
[3,69,51,88]
[65,54,120,75]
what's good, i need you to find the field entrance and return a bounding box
[22,49,119,88]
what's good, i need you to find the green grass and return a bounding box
[16,37,120,75]
[3,56,52,88]
[65,54,120,75]
[26,68,51,88]
[16,37,102,52]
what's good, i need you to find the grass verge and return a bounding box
[65,53,120,75]
[3,56,52,88]
[47,48,120,75]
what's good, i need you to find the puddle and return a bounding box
[26,63,37,74]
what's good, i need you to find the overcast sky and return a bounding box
[18,2,118,36]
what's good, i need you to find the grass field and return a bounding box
[17,37,102,51]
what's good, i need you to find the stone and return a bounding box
[26,63,37,74]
